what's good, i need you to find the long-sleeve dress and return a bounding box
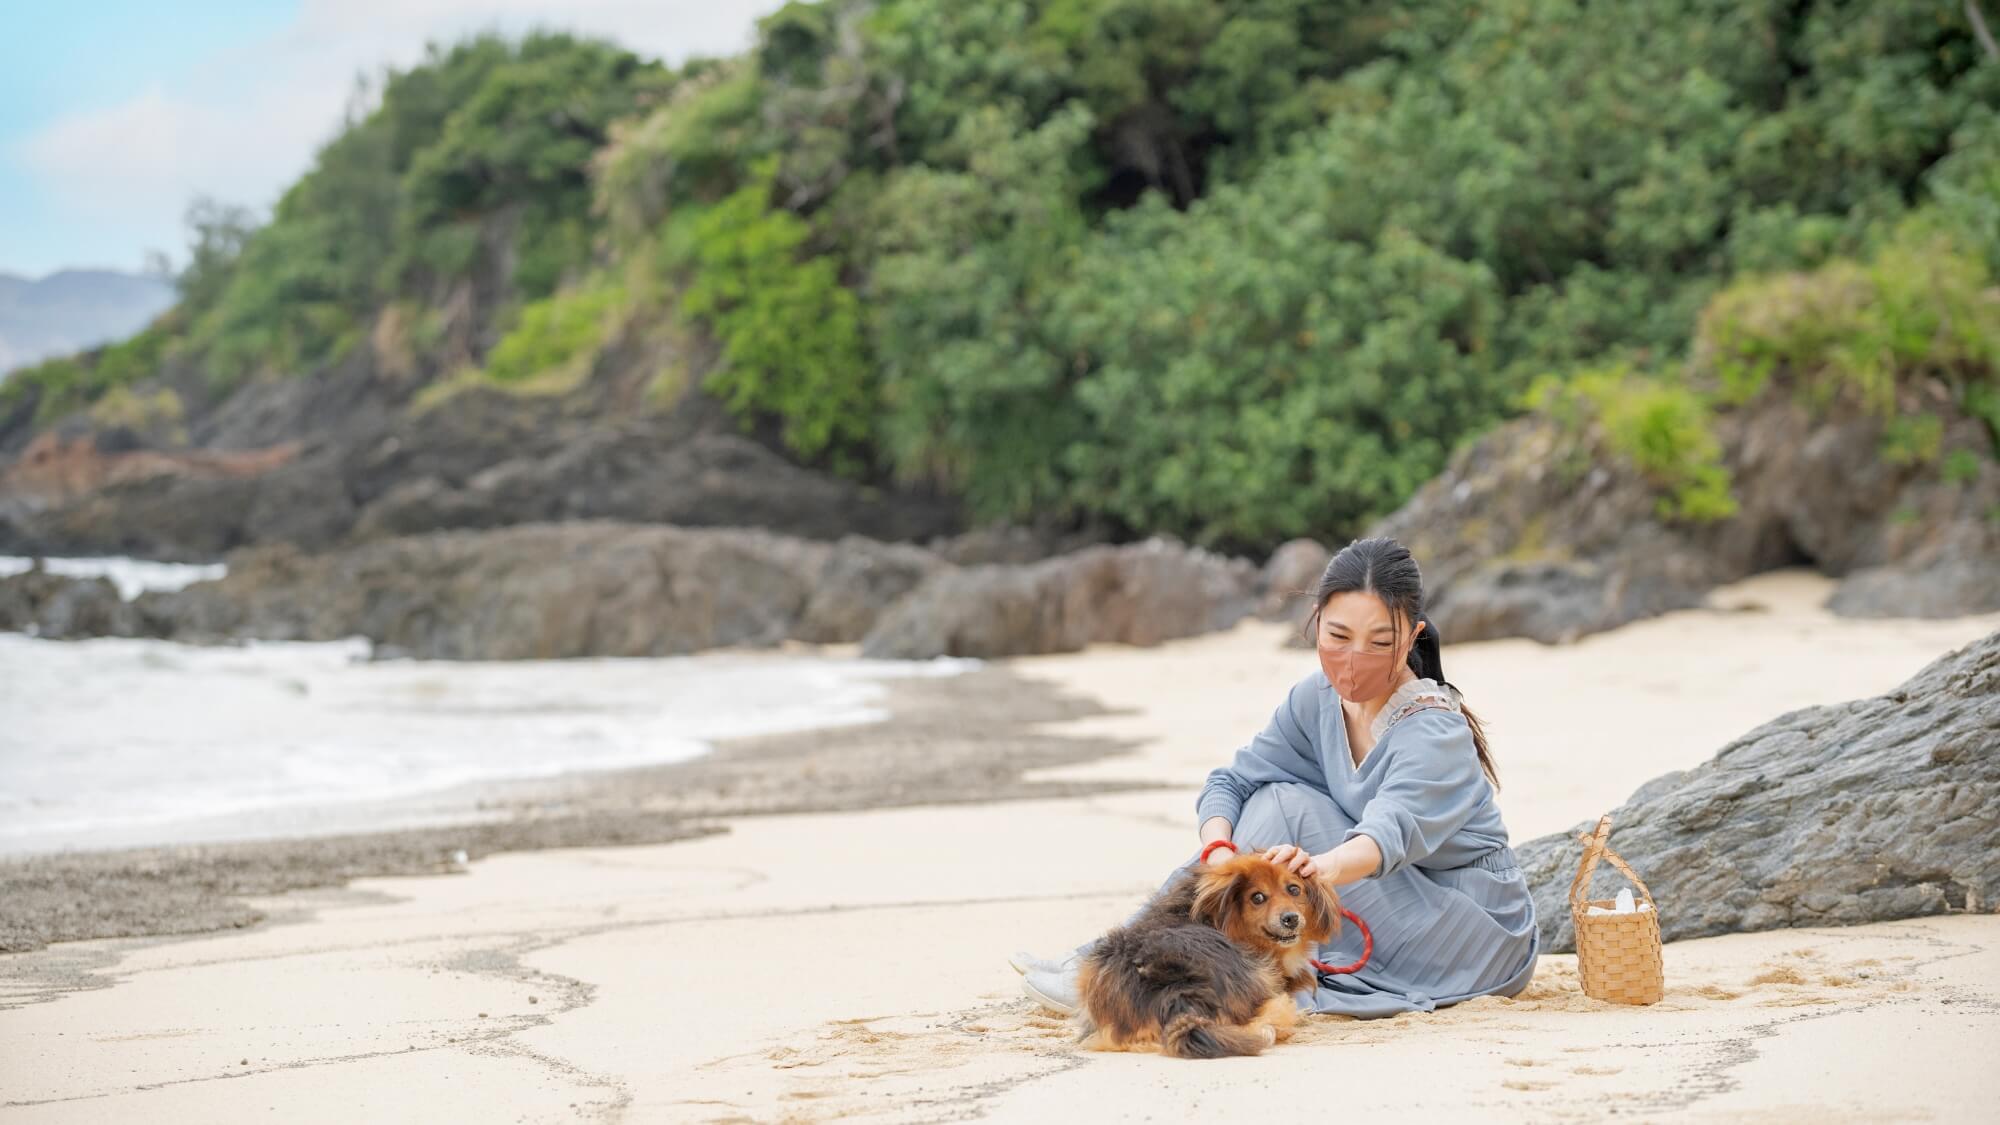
[1074,670,1540,1018]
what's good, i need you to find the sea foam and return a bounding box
[0,632,974,855]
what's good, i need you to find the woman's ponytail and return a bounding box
[1411,613,1446,682]
[1407,613,1499,791]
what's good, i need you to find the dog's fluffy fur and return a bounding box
[1074,849,1342,1058]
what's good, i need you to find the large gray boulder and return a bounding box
[1516,630,2000,953]
[859,537,1262,659]
[1257,537,1331,628]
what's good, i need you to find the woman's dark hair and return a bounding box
[1302,536,1499,790]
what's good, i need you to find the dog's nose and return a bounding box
[1281,911,1300,930]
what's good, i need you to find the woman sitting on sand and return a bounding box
[1012,535,1539,1019]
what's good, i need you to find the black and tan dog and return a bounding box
[1075,848,1342,1058]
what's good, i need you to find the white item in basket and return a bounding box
[1584,887,1654,915]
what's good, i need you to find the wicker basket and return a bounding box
[1567,813,1664,1005]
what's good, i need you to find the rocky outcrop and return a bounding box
[1371,397,2000,644]
[1514,630,2000,953]
[124,523,944,659]
[3,523,1279,661]
[0,564,151,638]
[858,538,1261,659]
[0,360,963,561]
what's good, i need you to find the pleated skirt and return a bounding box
[1077,781,1540,1019]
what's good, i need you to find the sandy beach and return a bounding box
[3,569,1998,1122]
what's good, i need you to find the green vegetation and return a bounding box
[605,0,1999,546]
[1701,226,2000,422]
[1527,365,1738,524]
[87,386,186,442]
[1530,220,2000,524]
[1,322,177,425]
[483,280,627,387]
[667,165,873,463]
[22,1,2000,550]
[183,33,670,386]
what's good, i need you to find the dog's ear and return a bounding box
[1189,865,1241,931]
[1300,871,1342,943]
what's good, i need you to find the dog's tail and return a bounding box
[1160,1009,1271,1059]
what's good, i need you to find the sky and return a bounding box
[0,0,786,279]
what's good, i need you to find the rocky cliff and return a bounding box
[0,351,964,561]
[1370,396,1999,644]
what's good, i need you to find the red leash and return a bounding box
[1310,909,1373,976]
[1198,842,1374,976]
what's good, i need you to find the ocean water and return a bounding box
[0,554,227,600]
[0,632,976,856]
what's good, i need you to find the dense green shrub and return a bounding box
[858,105,1096,516]
[667,167,873,463]
[182,34,669,385]
[482,281,627,386]
[1527,366,1738,524]
[1700,224,2000,426]
[1,323,175,424]
[1527,218,2000,526]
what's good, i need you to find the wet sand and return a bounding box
[0,663,1146,953]
[2,570,1997,1122]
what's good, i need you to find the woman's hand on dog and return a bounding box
[1261,843,1325,879]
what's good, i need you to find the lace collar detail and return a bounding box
[1370,676,1461,745]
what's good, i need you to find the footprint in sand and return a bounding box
[1571,1064,1621,1076]
[766,1046,828,1070]
[1504,1057,1551,1068]
[1501,1078,1558,1091]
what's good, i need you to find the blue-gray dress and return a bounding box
[1075,671,1539,1019]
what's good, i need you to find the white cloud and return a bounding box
[15,0,785,269]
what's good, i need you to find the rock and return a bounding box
[0,433,307,561]
[10,523,1272,662]
[2,522,942,659]
[1370,397,2000,644]
[794,536,945,644]
[1257,537,1330,637]
[860,537,1261,659]
[1827,560,2000,619]
[1514,629,2000,953]
[0,564,150,638]
[0,360,963,559]
[924,522,1110,567]
[135,524,831,659]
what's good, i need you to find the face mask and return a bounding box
[1317,643,1404,701]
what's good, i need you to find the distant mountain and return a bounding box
[0,270,176,377]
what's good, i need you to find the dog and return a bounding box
[1074,847,1342,1058]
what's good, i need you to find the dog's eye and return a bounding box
[1251,892,1266,905]
[1287,884,1301,896]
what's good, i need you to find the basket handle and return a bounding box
[1567,813,1657,910]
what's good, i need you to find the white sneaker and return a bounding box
[1022,966,1080,1015]
[1007,949,1082,976]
